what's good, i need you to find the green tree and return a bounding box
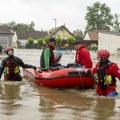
[27,38,34,44]
[85,2,113,30]
[1,21,35,31]
[7,21,16,29]
[44,36,50,44]
[56,37,62,47]
[37,38,44,48]
[15,23,29,31]
[113,14,120,32]
[67,36,75,45]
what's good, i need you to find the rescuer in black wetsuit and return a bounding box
[0,47,36,81]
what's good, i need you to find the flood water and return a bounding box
[0,49,120,120]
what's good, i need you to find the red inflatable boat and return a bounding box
[23,67,95,89]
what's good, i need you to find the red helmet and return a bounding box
[97,50,110,60]
[5,47,14,53]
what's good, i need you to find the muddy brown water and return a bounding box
[0,49,120,120]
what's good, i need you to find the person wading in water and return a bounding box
[0,47,36,81]
[93,49,120,97]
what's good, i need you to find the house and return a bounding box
[98,32,120,54]
[0,26,14,50]
[14,30,48,48]
[83,30,108,47]
[49,25,76,44]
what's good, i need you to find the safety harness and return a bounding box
[4,59,20,80]
[94,61,115,91]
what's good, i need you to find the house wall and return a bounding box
[53,28,75,40]
[19,39,38,47]
[99,33,120,54]
[84,33,90,40]
[12,32,18,48]
[0,34,13,50]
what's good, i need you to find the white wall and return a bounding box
[19,39,38,47]
[99,33,120,54]
[12,32,18,48]
[19,39,27,46]
[84,33,90,40]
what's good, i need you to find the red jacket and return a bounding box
[93,62,120,82]
[93,61,120,96]
[75,45,92,68]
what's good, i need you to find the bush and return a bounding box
[26,43,38,49]
[90,45,98,51]
[27,38,34,44]
[87,45,91,50]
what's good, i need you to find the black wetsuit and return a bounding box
[0,55,35,81]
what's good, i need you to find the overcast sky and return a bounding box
[0,0,120,32]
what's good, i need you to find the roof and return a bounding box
[49,25,76,38]
[16,30,48,39]
[87,31,98,40]
[99,32,120,36]
[84,30,109,40]
[0,26,13,34]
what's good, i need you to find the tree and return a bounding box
[14,23,29,31]
[37,38,44,48]
[74,29,83,40]
[85,2,113,30]
[56,37,62,47]
[29,21,35,30]
[44,36,50,44]
[113,14,120,32]
[27,38,34,44]
[1,21,35,31]
[67,36,75,45]
[7,21,16,29]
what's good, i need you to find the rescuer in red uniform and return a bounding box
[93,49,120,97]
[73,40,92,68]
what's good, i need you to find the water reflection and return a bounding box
[0,83,22,115]
[93,98,115,120]
[36,86,96,120]
[35,85,119,120]
[1,84,22,100]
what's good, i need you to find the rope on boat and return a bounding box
[78,70,85,89]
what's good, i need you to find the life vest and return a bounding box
[4,59,20,80]
[94,61,115,89]
[94,74,113,85]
